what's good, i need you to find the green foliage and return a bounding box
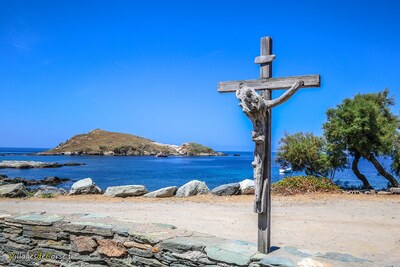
[184,143,215,154]
[323,89,400,186]
[276,132,347,179]
[324,89,399,156]
[40,193,54,198]
[272,176,340,195]
[392,141,400,176]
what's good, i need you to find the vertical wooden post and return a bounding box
[258,36,272,254]
[218,35,320,254]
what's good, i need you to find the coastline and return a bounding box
[1,150,397,190]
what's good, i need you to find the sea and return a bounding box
[0,147,395,191]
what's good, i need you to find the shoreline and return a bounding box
[0,154,396,190]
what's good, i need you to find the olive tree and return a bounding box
[323,89,400,189]
[276,132,347,180]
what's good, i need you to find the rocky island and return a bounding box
[39,129,224,156]
[0,160,82,169]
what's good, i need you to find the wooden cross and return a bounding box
[218,36,321,254]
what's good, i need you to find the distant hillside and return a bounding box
[40,129,221,156]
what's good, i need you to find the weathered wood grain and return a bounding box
[218,74,320,93]
[254,55,276,64]
[266,80,304,109]
[218,36,321,255]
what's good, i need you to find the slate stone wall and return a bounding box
[0,214,261,266]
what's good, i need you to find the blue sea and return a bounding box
[0,147,396,191]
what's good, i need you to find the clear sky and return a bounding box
[1,0,399,151]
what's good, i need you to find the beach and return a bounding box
[1,193,399,265]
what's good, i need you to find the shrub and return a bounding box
[40,193,54,198]
[272,176,340,195]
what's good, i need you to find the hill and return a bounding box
[40,129,221,156]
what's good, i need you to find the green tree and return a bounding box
[276,132,347,180]
[323,89,400,189]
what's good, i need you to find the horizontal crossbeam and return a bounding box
[218,74,320,93]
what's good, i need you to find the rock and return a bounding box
[0,160,83,169]
[171,251,209,262]
[97,239,127,257]
[144,186,178,198]
[175,180,209,197]
[131,256,166,267]
[389,187,400,194]
[377,191,393,195]
[259,256,295,267]
[69,251,104,264]
[38,240,71,251]
[211,183,240,196]
[0,183,28,197]
[34,186,67,197]
[0,175,70,187]
[11,214,64,226]
[71,236,97,253]
[104,185,147,197]
[204,240,256,266]
[66,221,114,237]
[69,178,101,195]
[297,258,326,267]
[42,176,70,185]
[0,176,40,186]
[239,179,255,195]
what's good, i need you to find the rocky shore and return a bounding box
[0,174,70,187]
[0,160,83,169]
[0,175,256,199]
[1,173,399,199]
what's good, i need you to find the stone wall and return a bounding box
[0,213,371,267]
[0,213,263,267]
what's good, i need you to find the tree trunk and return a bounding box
[362,152,399,188]
[352,153,372,189]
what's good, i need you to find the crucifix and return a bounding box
[218,36,320,254]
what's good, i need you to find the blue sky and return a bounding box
[1,0,399,151]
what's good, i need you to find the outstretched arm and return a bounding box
[264,80,304,109]
[236,80,304,114]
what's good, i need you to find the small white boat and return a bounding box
[279,167,292,174]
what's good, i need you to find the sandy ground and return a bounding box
[1,193,399,265]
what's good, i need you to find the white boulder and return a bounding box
[239,179,255,195]
[176,180,209,197]
[104,185,148,197]
[69,178,101,195]
[144,186,178,198]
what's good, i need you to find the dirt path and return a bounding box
[1,194,399,265]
